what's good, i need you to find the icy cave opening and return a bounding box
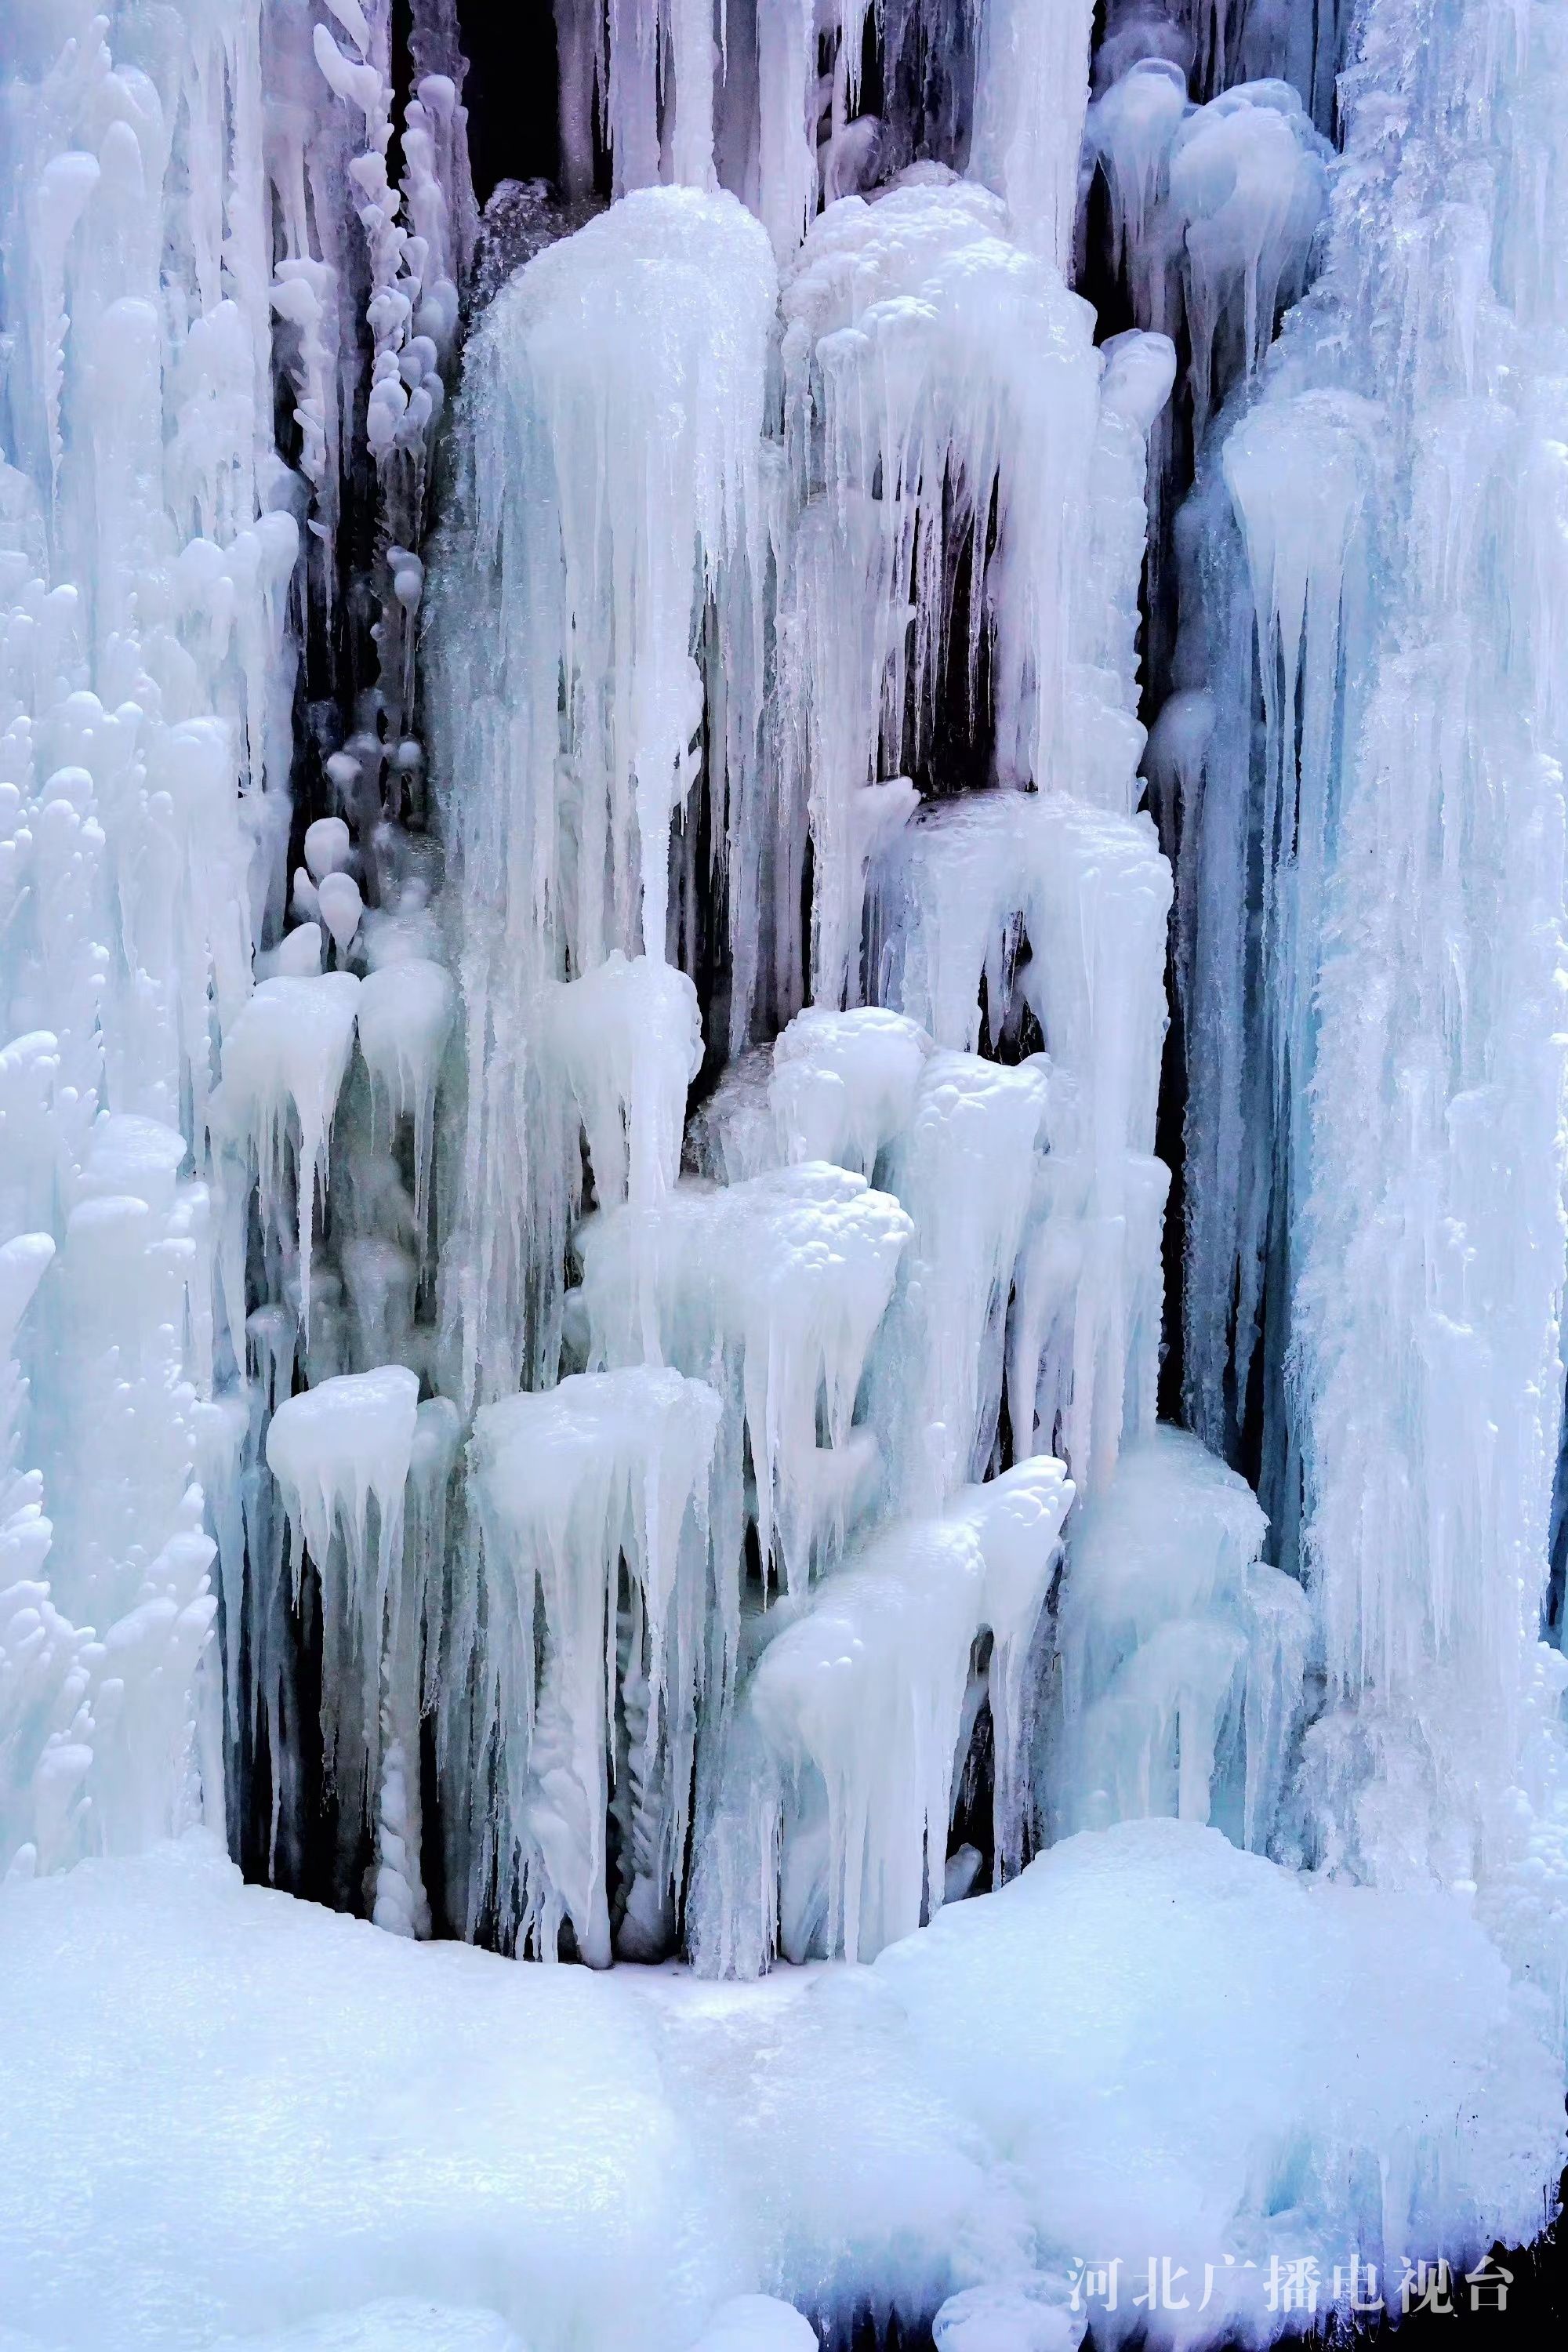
[3,0,1568,2347]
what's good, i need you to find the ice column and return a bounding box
[426,188,776,1406]
[971,0,1096,268]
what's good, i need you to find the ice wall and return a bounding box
[1282,0,1568,1893]
[0,0,296,1874]
[0,0,472,1891]
[412,79,1185,1957]
[6,11,1568,2336]
[1133,0,1568,1916]
[0,0,1388,1956]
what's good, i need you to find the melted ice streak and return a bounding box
[462,1368,721,1962]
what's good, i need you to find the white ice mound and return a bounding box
[876,1817,1564,2343]
[202,2308,523,2352]
[689,2299,818,2351]
[3,1823,1559,2352]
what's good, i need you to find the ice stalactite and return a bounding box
[0,0,479,1902]
[692,1456,1073,1969]
[868,793,1171,1496]
[266,1363,423,1919]
[579,1164,913,1603]
[8,0,1568,2336]
[424,19,1193,1963]
[457,1367,720,1962]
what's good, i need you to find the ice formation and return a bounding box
[5,0,1568,2344]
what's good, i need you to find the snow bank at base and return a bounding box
[0,1823,1558,2352]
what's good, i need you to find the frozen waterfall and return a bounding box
[3,0,1568,2346]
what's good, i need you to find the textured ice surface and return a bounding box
[0,1826,1559,2352]
[5,0,1568,2341]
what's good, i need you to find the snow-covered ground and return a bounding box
[2,1820,1557,2352]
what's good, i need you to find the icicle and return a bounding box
[355,958,456,1237]
[1169,83,1330,437]
[266,1363,419,1813]
[971,0,1096,270]
[545,953,703,1212]
[780,179,1105,818]
[461,1367,720,1962]
[216,972,361,1330]
[427,187,775,1403]
[579,1162,912,1606]
[864,1051,1050,1514]
[720,1454,1070,1964]
[1086,63,1330,438]
[867,791,1170,1493]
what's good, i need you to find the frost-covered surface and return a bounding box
[1,1821,1559,2352]
[5,0,1568,2341]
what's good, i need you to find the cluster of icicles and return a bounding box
[4,0,1568,2005]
